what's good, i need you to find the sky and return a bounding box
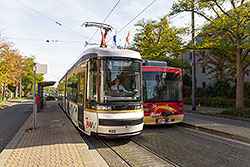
[0,0,205,86]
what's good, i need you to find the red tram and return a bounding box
[142,60,184,125]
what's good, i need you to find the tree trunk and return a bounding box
[2,86,6,100]
[15,82,18,98]
[24,85,29,97]
[236,48,244,109]
[0,85,3,101]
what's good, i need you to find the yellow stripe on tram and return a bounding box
[85,108,143,113]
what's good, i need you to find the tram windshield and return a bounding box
[100,59,141,102]
[143,72,182,102]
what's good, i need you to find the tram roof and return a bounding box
[58,47,141,83]
[81,47,141,60]
[71,47,141,71]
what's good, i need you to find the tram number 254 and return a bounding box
[108,129,116,133]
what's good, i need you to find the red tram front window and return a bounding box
[142,72,182,103]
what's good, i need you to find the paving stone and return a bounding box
[1,101,108,167]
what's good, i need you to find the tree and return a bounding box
[0,35,44,99]
[130,16,190,69]
[0,40,18,99]
[0,38,29,99]
[21,56,43,97]
[171,0,250,109]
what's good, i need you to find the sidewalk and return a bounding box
[183,105,250,144]
[0,101,108,167]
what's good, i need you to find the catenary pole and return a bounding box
[191,0,196,111]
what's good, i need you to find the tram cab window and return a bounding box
[143,72,182,102]
[100,59,141,103]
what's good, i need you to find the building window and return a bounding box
[202,82,206,88]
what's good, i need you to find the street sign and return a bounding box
[36,64,47,74]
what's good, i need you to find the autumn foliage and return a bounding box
[0,35,43,100]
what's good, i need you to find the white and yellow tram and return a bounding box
[57,47,143,137]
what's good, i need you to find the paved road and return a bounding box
[0,102,32,152]
[184,112,250,128]
[132,124,250,167]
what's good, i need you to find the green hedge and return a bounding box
[184,97,250,108]
[218,108,250,118]
[183,82,250,99]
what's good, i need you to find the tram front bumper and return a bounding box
[96,123,144,138]
[96,130,142,138]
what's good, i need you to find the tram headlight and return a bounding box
[96,104,112,111]
[135,105,142,110]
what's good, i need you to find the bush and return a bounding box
[184,97,250,108]
[245,82,250,99]
[183,85,192,98]
[183,86,206,98]
[206,78,232,98]
[46,95,55,101]
[183,73,192,87]
[218,108,250,118]
[196,87,206,97]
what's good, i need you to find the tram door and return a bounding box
[78,71,85,130]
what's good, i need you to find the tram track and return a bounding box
[97,137,132,167]
[94,136,176,167]
[78,123,250,167]
[130,138,180,167]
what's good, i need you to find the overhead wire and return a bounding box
[87,0,121,44]
[79,0,121,55]
[5,37,83,43]
[77,0,121,71]
[107,0,158,43]
[15,0,88,39]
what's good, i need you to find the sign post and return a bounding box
[33,63,47,130]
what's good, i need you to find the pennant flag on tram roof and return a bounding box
[126,30,130,45]
[113,29,117,47]
[113,34,117,46]
[100,28,107,47]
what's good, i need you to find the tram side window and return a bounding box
[69,75,78,103]
[78,73,85,105]
[65,80,68,99]
[57,83,63,100]
[87,59,97,104]
[67,80,71,100]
